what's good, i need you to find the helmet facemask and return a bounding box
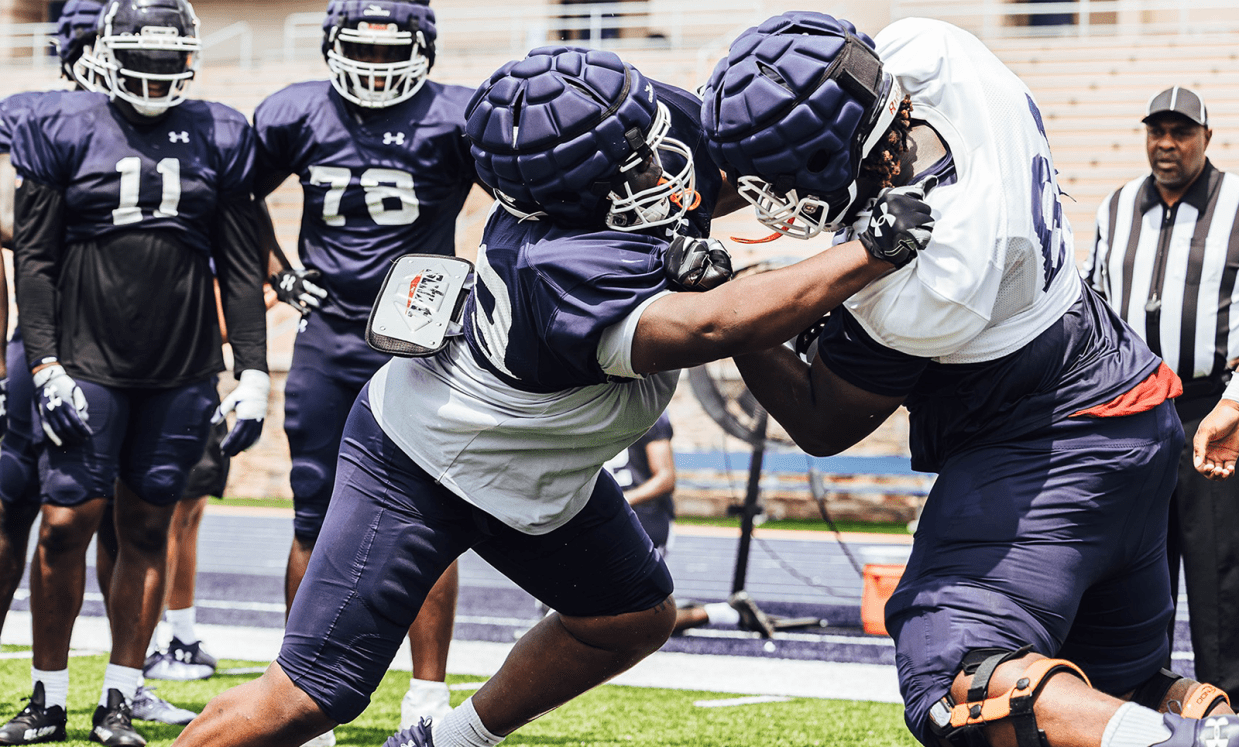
[96,3,200,118]
[740,73,904,240]
[606,101,699,232]
[67,44,108,92]
[326,22,430,108]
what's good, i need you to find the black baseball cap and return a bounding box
[1143,86,1208,127]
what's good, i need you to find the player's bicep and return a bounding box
[804,354,906,453]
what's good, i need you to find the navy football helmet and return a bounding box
[322,0,436,108]
[94,0,201,117]
[702,11,905,239]
[55,0,107,91]
[466,46,696,232]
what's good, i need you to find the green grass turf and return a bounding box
[0,653,918,747]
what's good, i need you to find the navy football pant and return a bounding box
[284,311,388,541]
[39,377,216,507]
[0,329,40,509]
[278,385,674,723]
[887,401,1183,745]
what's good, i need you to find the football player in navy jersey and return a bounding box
[702,12,1239,747]
[0,0,106,648]
[173,46,931,747]
[0,0,269,743]
[252,0,475,735]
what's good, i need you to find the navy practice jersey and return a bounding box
[12,92,254,259]
[818,278,1162,472]
[463,208,670,393]
[10,91,267,386]
[253,80,476,322]
[0,91,61,155]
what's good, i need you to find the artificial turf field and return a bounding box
[0,651,919,747]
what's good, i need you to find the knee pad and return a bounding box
[928,647,1090,747]
[132,465,188,507]
[1133,669,1231,718]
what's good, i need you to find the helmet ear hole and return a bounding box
[807,150,831,174]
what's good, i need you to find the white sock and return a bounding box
[431,697,504,747]
[99,664,142,707]
[166,607,198,644]
[1100,702,1172,747]
[32,667,68,710]
[703,602,741,626]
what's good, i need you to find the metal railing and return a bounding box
[202,21,253,69]
[891,0,1239,39]
[284,1,763,62]
[0,22,55,66]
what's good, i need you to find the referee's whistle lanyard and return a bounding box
[1144,205,1178,316]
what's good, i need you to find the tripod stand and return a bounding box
[727,410,823,638]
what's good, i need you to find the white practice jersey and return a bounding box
[842,18,1081,363]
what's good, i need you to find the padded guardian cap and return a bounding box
[55,0,107,91]
[702,11,904,239]
[466,46,696,232]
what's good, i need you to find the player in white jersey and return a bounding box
[703,12,1239,747]
[170,46,934,747]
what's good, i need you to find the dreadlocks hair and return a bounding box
[858,95,913,190]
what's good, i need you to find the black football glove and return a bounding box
[665,235,734,292]
[271,268,328,317]
[858,177,937,269]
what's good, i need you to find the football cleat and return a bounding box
[89,690,145,747]
[130,687,196,726]
[0,683,67,745]
[728,590,775,639]
[1157,714,1239,747]
[383,718,434,747]
[399,684,451,731]
[143,637,216,681]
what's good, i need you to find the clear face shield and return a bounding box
[738,75,904,240]
[606,101,700,232]
[327,23,429,108]
[97,20,200,117]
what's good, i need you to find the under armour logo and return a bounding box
[279,274,297,293]
[644,82,654,103]
[363,3,390,15]
[298,317,309,334]
[43,386,63,410]
[1204,718,1227,747]
[169,131,190,143]
[871,209,897,236]
[383,131,405,145]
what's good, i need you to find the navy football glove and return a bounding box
[33,365,90,447]
[858,178,937,269]
[271,268,328,317]
[665,235,733,292]
[212,369,269,456]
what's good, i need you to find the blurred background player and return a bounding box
[703,11,1239,747]
[0,0,270,742]
[1086,86,1239,705]
[169,45,930,747]
[0,0,103,643]
[602,412,741,633]
[251,0,476,738]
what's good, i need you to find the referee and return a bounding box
[1085,85,1239,701]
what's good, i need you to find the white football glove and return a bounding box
[212,369,270,456]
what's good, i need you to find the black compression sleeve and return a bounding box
[213,195,269,376]
[12,177,64,369]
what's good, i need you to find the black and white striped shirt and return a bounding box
[1085,160,1239,393]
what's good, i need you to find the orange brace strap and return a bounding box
[930,658,1092,747]
[1182,684,1231,719]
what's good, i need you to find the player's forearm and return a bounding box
[633,240,890,374]
[215,197,269,374]
[12,177,64,368]
[623,475,674,506]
